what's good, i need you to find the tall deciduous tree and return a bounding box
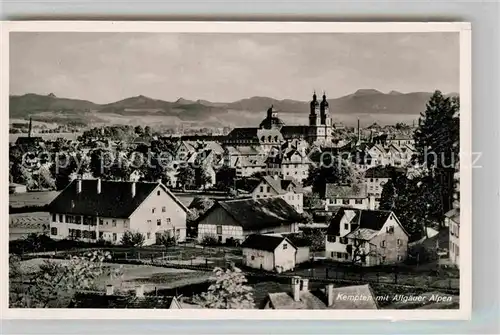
[193,264,254,309]
[304,156,360,197]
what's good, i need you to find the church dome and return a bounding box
[320,93,329,107]
[310,92,319,109]
[259,116,285,130]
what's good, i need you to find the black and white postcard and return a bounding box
[1,21,471,320]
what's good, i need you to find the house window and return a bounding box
[124,221,129,228]
[52,214,57,222]
[75,216,82,224]
[50,227,58,236]
[344,253,349,260]
[260,186,264,192]
[456,246,459,256]
[152,208,156,213]
[59,214,64,222]
[83,230,90,239]
[216,225,222,235]
[283,244,288,250]
[90,231,97,240]
[267,186,270,193]
[370,178,374,182]
[147,233,151,239]
[386,226,394,234]
[162,206,166,212]
[112,233,117,241]
[99,219,104,225]
[147,220,152,224]
[251,255,255,260]
[397,255,402,262]
[355,199,363,204]
[167,218,171,224]
[327,235,336,243]
[75,230,81,238]
[99,232,104,239]
[344,223,349,230]
[397,239,402,246]
[157,219,162,226]
[342,199,349,205]
[380,240,386,247]
[66,215,74,223]
[331,252,334,258]
[112,219,117,227]
[336,252,343,259]
[157,190,161,196]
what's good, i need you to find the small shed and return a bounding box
[241,234,297,273]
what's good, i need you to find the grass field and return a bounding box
[16,258,211,293]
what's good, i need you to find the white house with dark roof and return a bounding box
[49,179,189,246]
[325,208,409,266]
[243,176,304,213]
[241,234,297,272]
[196,197,303,244]
[324,184,375,210]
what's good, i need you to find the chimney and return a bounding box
[106,284,114,296]
[301,278,309,292]
[131,181,136,197]
[291,276,301,302]
[28,117,32,138]
[326,284,334,307]
[135,285,145,298]
[76,178,82,194]
[96,178,101,194]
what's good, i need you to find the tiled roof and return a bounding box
[241,234,296,252]
[445,207,460,224]
[226,127,259,140]
[267,284,378,309]
[49,179,188,218]
[344,228,379,241]
[203,197,304,231]
[327,208,394,237]
[325,184,367,199]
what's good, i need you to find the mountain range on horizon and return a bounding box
[9,89,459,128]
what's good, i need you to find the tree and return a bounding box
[195,166,213,190]
[193,264,254,309]
[9,250,120,308]
[134,125,144,135]
[303,192,323,209]
[120,231,145,247]
[414,91,460,215]
[304,156,359,196]
[144,126,152,137]
[157,232,177,249]
[301,228,326,251]
[177,165,196,191]
[215,166,236,193]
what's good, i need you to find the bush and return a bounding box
[406,244,438,265]
[157,232,177,249]
[202,235,219,246]
[120,231,145,248]
[225,237,240,247]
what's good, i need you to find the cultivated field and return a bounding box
[9,212,50,241]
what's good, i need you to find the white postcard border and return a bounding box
[0,21,472,320]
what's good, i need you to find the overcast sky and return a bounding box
[10,32,459,104]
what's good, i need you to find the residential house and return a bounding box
[243,176,304,213]
[263,276,378,309]
[324,184,375,210]
[266,146,310,182]
[446,207,460,268]
[196,197,303,244]
[364,165,405,207]
[387,134,415,147]
[325,208,409,266]
[49,179,189,246]
[241,234,297,272]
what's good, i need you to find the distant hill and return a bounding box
[9,90,459,127]
[9,93,99,118]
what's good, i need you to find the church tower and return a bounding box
[320,92,331,126]
[309,92,320,126]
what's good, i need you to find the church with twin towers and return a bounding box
[225,91,336,146]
